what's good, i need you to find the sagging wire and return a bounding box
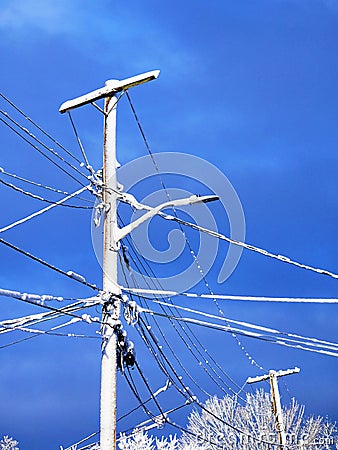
[0,111,89,187]
[123,365,159,423]
[118,379,172,424]
[0,236,101,291]
[136,315,280,448]
[0,92,85,166]
[0,297,101,333]
[0,300,102,349]
[125,92,265,372]
[118,213,248,397]
[118,248,219,398]
[67,112,96,177]
[134,360,167,424]
[156,210,338,281]
[0,185,91,234]
[0,175,93,209]
[121,287,338,304]
[140,306,338,358]
[0,166,95,204]
[136,298,338,354]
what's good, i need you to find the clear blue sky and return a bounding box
[0,1,337,448]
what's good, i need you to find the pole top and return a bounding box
[247,367,300,384]
[59,70,160,114]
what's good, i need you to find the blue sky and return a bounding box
[0,1,337,448]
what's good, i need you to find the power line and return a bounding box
[140,306,338,358]
[118,211,247,397]
[122,287,338,304]
[4,294,102,325]
[118,251,217,398]
[134,360,168,423]
[0,166,95,204]
[0,108,91,182]
[67,112,95,176]
[0,237,100,291]
[125,92,264,371]
[0,185,90,234]
[136,316,280,448]
[0,300,101,349]
[0,114,88,188]
[0,321,100,340]
[0,176,93,209]
[155,210,338,280]
[123,366,158,422]
[119,239,240,399]
[0,91,85,166]
[0,287,98,305]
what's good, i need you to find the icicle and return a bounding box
[93,202,105,227]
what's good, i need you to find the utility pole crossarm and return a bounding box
[59,70,160,113]
[246,367,300,384]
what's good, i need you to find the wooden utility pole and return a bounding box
[59,71,160,450]
[247,367,300,450]
[59,71,218,449]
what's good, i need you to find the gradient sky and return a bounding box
[0,1,337,449]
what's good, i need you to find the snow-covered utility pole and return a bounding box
[247,367,300,450]
[59,71,159,450]
[59,71,218,450]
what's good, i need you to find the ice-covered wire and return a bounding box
[122,287,338,304]
[118,213,245,396]
[67,112,95,176]
[119,252,218,398]
[0,287,98,306]
[136,317,192,401]
[136,317,279,448]
[141,306,338,357]
[134,360,167,423]
[0,237,100,291]
[156,210,338,280]
[0,300,102,349]
[0,176,93,209]
[0,185,90,234]
[0,92,85,166]
[0,321,100,339]
[123,366,158,421]
[126,92,264,370]
[0,166,95,204]
[3,294,101,325]
[119,232,242,399]
[0,109,90,182]
[0,294,101,334]
[0,114,87,188]
[117,379,171,423]
[144,300,338,351]
[118,231,214,392]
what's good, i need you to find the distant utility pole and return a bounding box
[247,367,300,450]
[59,71,218,450]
